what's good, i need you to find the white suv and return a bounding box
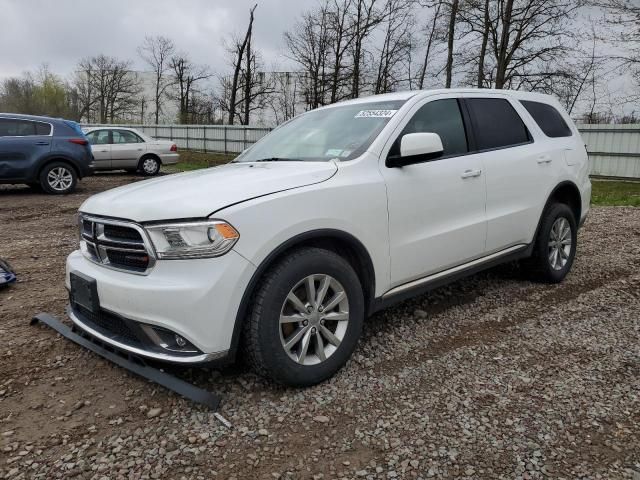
[66,89,591,386]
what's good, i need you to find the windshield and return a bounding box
[235,100,406,162]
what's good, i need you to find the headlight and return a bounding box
[145,220,239,259]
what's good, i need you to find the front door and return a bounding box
[380,97,487,288]
[0,118,52,180]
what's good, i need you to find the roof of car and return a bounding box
[322,88,560,109]
[0,112,68,123]
[83,126,140,132]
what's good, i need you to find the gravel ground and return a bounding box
[1,174,639,479]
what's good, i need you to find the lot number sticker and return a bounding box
[355,109,397,118]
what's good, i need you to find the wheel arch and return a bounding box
[227,229,377,362]
[529,180,582,253]
[35,156,80,181]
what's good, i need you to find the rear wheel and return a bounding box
[522,203,577,283]
[139,156,160,176]
[244,247,364,387]
[39,162,77,194]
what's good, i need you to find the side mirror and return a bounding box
[387,132,444,167]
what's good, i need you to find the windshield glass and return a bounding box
[235,100,406,162]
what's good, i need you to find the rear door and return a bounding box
[85,129,112,168]
[461,95,559,252]
[0,118,52,180]
[111,130,145,168]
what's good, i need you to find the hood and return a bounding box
[80,161,338,222]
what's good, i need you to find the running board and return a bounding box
[31,313,221,410]
[372,244,530,313]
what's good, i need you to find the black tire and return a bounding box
[243,247,365,387]
[139,156,161,176]
[522,203,577,283]
[39,161,78,195]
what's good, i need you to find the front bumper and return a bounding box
[65,248,256,363]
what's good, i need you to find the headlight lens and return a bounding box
[145,220,239,259]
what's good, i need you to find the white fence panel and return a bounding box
[577,124,640,179]
[83,123,640,178]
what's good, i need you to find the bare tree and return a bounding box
[485,0,581,89]
[349,0,386,98]
[169,54,210,124]
[138,35,175,124]
[417,1,444,89]
[285,4,333,109]
[74,55,141,123]
[227,4,257,124]
[444,0,460,87]
[374,0,415,94]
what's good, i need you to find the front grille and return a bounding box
[79,215,155,274]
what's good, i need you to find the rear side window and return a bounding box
[521,100,572,138]
[0,119,51,137]
[465,98,530,150]
[113,130,143,144]
[397,98,468,157]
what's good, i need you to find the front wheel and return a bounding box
[522,203,577,283]
[39,162,77,194]
[243,247,364,387]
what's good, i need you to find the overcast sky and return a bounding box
[0,0,302,79]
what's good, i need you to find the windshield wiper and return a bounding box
[252,157,301,162]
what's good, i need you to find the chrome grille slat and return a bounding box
[78,215,156,275]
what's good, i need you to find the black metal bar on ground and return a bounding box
[30,313,221,410]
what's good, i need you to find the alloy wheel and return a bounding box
[47,167,73,192]
[279,274,350,366]
[548,217,572,270]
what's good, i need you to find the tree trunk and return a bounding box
[243,17,253,125]
[494,0,514,89]
[228,5,256,125]
[477,0,490,88]
[419,1,442,89]
[445,0,459,88]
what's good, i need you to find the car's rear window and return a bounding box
[521,100,572,138]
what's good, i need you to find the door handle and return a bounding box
[99,150,109,153]
[461,169,482,179]
[137,148,143,151]
[35,141,50,146]
[537,155,552,164]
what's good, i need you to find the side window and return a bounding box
[396,98,468,157]
[0,119,44,136]
[521,100,572,138]
[86,130,110,145]
[465,98,530,150]
[113,130,141,144]
[35,122,52,135]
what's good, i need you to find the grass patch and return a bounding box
[591,179,640,207]
[167,151,236,172]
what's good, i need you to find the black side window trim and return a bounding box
[459,97,534,154]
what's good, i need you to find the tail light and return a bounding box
[69,138,89,146]
[170,144,178,152]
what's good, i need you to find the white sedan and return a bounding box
[83,127,179,176]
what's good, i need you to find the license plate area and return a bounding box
[70,272,99,314]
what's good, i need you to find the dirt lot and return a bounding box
[1,173,639,480]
